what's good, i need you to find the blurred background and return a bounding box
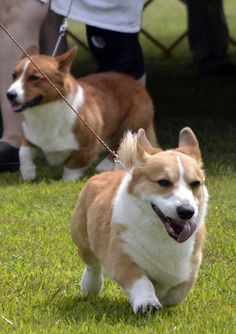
[67,0,236,172]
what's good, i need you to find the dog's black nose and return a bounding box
[6,91,17,102]
[177,204,195,220]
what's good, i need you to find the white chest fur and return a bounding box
[112,174,195,289]
[22,86,84,164]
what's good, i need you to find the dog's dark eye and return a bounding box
[12,72,17,81]
[157,179,172,187]
[190,180,201,189]
[28,75,40,82]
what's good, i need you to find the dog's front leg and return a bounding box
[109,234,162,314]
[162,267,199,307]
[127,276,162,314]
[161,279,195,307]
[19,139,39,181]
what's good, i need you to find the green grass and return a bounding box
[0,175,235,334]
[1,1,236,333]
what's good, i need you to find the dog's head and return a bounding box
[6,47,77,112]
[118,127,208,243]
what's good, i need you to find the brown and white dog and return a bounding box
[71,127,209,314]
[6,47,156,181]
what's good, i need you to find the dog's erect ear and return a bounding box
[137,128,160,157]
[178,127,202,165]
[179,127,199,148]
[21,45,38,60]
[55,47,77,72]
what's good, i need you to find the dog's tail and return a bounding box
[116,131,139,171]
[116,128,160,171]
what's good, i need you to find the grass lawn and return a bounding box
[1,1,236,333]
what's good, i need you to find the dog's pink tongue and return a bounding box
[177,222,196,243]
[11,104,23,113]
[11,105,20,112]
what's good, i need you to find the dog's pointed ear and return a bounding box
[179,127,199,148]
[137,128,161,157]
[21,45,38,60]
[178,127,202,165]
[56,47,77,72]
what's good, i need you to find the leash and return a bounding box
[52,0,74,56]
[0,22,131,174]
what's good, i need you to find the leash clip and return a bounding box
[111,152,132,175]
[59,19,68,36]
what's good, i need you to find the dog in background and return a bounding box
[71,127,209,314]
[6,47,157,181]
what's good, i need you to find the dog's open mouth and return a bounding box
[151,203,196,243]
[12,95,43,112]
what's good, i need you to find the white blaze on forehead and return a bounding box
[7,60,31,103]
[175,155,196,208]
[177,155,185,185]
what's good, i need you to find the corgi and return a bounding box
[6,47,157,181]
[71,127,209,314]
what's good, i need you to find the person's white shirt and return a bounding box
[51,0,145,33]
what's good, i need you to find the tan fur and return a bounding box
[71,171,144,288]
[71,127,208,313]
[70,71,157,169]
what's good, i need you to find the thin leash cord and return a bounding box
[0,22,131,174]
[52,0,74,56]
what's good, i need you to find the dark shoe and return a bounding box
[199,63,236,77]
[0,141,19,172]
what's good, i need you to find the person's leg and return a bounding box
[86,26,145,84]
[186,0,235,75]
[0,0,48,171]
[40,8,68,56]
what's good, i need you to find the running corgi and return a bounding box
[71,127,208,314]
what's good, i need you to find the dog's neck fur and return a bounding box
[22,84,84,153]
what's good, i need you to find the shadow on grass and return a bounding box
[53,292,176,326]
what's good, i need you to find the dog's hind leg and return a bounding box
[95,155,114,173]
[63,144,100,181]
[80,265,103,295]
[71,193,103,295]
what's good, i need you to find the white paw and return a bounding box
[20,166,36,181]
[132,295,162,315]
[62,166,85,182]
[95,156,114,173]
[19,146,37,181]
[128,276,162,315]
[80,268,103,295]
